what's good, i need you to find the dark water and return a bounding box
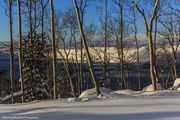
[0,52,179,90]
[0,52,19,80]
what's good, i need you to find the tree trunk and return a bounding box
[119,0,125,89]
[172,51,177,79]
[153,14,159,83]
[40,0,44,43]
[80,40,84,92]
[49,0,58,99]
[132,7,141,90]
[79,0,85,93]
[148,31,157,91]
[27,0,33,44]
[8,0,15,104]
[132,0,159,91]
[73,0,100,96]
[103,0,108,87]
[17,0,25,102]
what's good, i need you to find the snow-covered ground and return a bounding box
[1,88,180,120]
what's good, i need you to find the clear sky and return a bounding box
[2,0,178,42]
[0,0,99,41]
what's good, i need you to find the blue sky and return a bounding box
[0,0,99,41]
[2,0,177,42]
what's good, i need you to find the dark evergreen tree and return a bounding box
[23,32,51,101]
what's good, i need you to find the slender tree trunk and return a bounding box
[103,0,108,86]
[71,58,79,97]
[40,0,44,43]
[73,0,100,96]
[173,62,177,79]
[27,0,33,44]
[17,0,25,102]
[33,0,37,33]
[59,48,76,97]
[172,51,177,79]
[73,28,81,95]
[148,30,157,90]
[50,0,58,99]
[113,0,126,89]
[134,24,141,90]
[119,0,125,89]
[8,0,15,104]
[65,60,76,98]
[132,0,159,91]
[0,74,2,98]
[27,0,34,100]
[114,0,126,89]
[132,7,141,90]
[79,1,85,93]
[80,40,84,92]
[153,13,159,83]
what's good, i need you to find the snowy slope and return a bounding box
[1,91,180,120]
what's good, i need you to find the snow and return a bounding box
[1,91,21,102]
[114,89,139,95]
[1,90,180,120]
[173,78,180,90]
[79,87,113,98]
[142,83,163,92]
[2,88,180,120]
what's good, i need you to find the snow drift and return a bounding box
[79,87,113,98]
[142,83,163,92]
[2,91,180,120]
[173,78,180,90]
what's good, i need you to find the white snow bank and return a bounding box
[67,98,77,103]
[2,95,180,120]
[79,87,113,98]
[1,91,21,101]
[114,89,140,95]
[173,78,180,90]
[142,83,163,92]
[142,90,180,96]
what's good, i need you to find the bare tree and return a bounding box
[103,0,109,87]
[40,0,49,42]
[96,0,111,87]
[17,0,25,102]
[27,0,33,44]
[130,6,141,90]
[132,0,160,90]
[77,0,90,93]
[73,0,100,96]
[112,0,128,89]
[49,0,58,99]
[159,9,180,80]
[7,0,15,104]
[55,10,77,97]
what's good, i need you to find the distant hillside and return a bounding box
[0,41,18,53]
[76,39,148,48]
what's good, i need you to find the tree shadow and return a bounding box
[1,107,180,120]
